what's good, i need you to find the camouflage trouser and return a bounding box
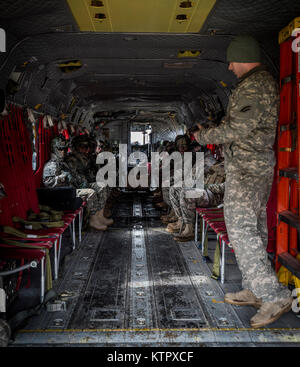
[169,186,217,224]
[224,169,291,303]
[76,185,109,216]
[162,187,171,206]
[89,183,109,210]
[76,188,98,215]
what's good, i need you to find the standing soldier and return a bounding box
[193,35,292,328]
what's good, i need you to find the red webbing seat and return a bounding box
[0,105,39,225]
[0,242,52,261]
[196,207,223,215]
[0,241,52,303]
[202,213,225,222]
[0,105,85,295]
[195,205,231,284]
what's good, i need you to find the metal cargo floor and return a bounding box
[9,192,300,347]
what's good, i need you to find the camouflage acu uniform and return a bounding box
[43,153,101,215]
[161,152,178,207]
[65,150,109,211]
[195,65,291,302]
[170,159,225,224]
[160,135,192,207]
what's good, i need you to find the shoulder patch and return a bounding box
[240,106,252,113]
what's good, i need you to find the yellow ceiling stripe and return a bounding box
[167,0,179,33]
[67,0,216,33]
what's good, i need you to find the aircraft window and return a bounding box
[131,128,151,145]
[131,132,145,146]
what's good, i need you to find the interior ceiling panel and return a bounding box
[0,32,235,91]
[0,0,78,38]
[200,0,300,36]
[66,0,216,33]
[0,0,299,113]
[200,0,300,68]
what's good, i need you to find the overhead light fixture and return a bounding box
[176,14,188,22]
[58,60,82,73]
[177,50,201,58]
[90,0,104,7]
[179,1,193,8]
[94,13,106,20]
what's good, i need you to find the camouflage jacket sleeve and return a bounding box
[64,156,89,189]
[206,182,225,195]
[194,77,270,145]
[43,161,68,187]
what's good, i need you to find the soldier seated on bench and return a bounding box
[43,135,113,231]
[165,145,225,242]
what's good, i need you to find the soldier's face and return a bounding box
[228,62,246,78]
[78,143,90,156]
[56,148,66,159]
[178,143,189,153]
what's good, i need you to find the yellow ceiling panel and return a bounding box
[67,0,216,33]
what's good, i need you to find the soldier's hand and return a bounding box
[196,123,204,130]
[66,173,72,182]
[58,172,67,182]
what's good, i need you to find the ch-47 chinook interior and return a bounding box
[0,0,300,348]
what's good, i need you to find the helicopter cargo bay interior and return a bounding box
[0,0,300,347]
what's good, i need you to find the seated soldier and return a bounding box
[66,135,116,223]
[157,140,170,154]
[165,145,225,242]
[152,141,175,206]
[43,135,112,231]
[157,134,191,211]
[87,135,121,218]
[161,144,217,224]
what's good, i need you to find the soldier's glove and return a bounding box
[63,172,73,183]
[58,172,68,183]
[59,172,74,185]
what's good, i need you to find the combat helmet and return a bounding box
[70,134,90,151]
[50,135,68,155]
[175,134,191,148]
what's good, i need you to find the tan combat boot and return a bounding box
[97,209,114,226]
[250,297,293,328]
[166,219,183,233]
[173,223,194,242]
[103,201,114,218]
[155,201,169,210]
[160,209,177,224]
[89,214,107,231]
[224,289,263,308]
[162,215,178,224]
